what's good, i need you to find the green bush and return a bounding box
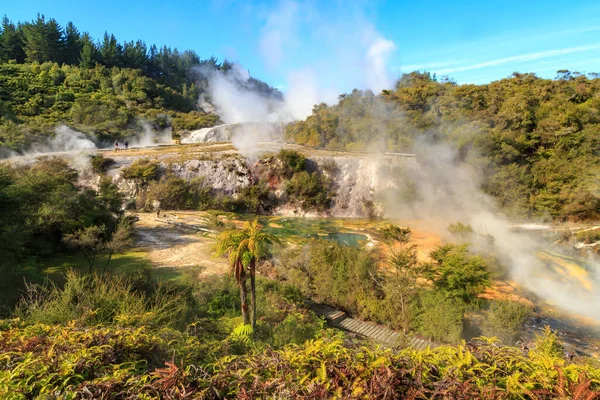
[530,326,565,360]
[285,171,333,211]
[171,111,221,131]
[236,178,277,213]
[279,240,380,317]
[574,228,600,244]
[414,290,464,342]
[146,173,194,209]
[90,154,116,174]
[210,179,275,214]
[483,300,532,345]
[278,149,306,178]
[15,270,190,328]
[121,158,160,185]
[426,244,491,304]
[271,311,324,347]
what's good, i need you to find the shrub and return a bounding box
[285,171,333,211]
[15,270,189,328]
[414,290,464,342]
[426,244,491,304]
[121,158,160,185]
[483,300,532,345]
[278,149,306,178]
[146,173,195,210]
[379,224,412,244]
[530,326,565,360]
[448,222,474,238]
[237,178,277,213]
[271,311,323,347]
[279,240,380,317]
[195,276,241,319]
[210,180,275,214]
[90,154,116,173]
[574,228,600,244]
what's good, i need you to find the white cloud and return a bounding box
[400,60,467,71]
[436,44,600,75]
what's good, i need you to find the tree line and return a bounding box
[0,14,282,98]
[1,14,216,92]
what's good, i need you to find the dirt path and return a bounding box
[133,212,229,278]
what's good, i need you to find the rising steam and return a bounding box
[1,122,172,168]
[383,137,600,320]
[193,0,398,158]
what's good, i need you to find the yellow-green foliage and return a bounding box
[0,321,211,398]
[121,158,161,185]
[0,62,206,149]
[2,323,599,399]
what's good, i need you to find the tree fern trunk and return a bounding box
[250,260,256,331]
[239,278,250,326]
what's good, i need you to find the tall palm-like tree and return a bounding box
[216,218,281,329]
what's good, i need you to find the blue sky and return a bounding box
[4,0,600,93]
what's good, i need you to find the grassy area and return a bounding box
[39,249,192,285]
[102,142,238,163]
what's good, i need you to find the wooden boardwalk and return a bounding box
[307,301,435,351]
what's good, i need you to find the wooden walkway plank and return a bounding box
[306,301,438,350]
[358,322,373,335]
[338,319,353,329]
[371,326,383,341]
[363,325,379,337]
[356,322,372,335]
[350,321,364,333]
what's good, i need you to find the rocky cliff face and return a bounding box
[98,146,415,218]
[106,154,253,205]
[319,156,415,218]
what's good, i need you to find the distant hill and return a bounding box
[0,14,281,149]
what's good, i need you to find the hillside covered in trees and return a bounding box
[286,72,600,221]
[0,14,281,150]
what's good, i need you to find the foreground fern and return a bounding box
[1,320,599,399]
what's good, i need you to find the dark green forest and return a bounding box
[286,72,600,221]
[0,14,280,149]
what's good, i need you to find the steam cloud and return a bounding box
[383,136,600,320]
[0,125,98,169]
[128,121,173,147]
[29,124,97,154]
[1,122,172,168]
[195,0,398,158]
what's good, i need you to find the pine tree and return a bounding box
[45,17,65,62]
[79,32,96,68]
[99,32,122,67]
[0,16,25,62]
[123,40,147,70]
[22,15,64,63]
[64,22,82,65]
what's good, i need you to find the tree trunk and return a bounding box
[102,250,113,275]
[238,278,250,326]
[249,259,256,331]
